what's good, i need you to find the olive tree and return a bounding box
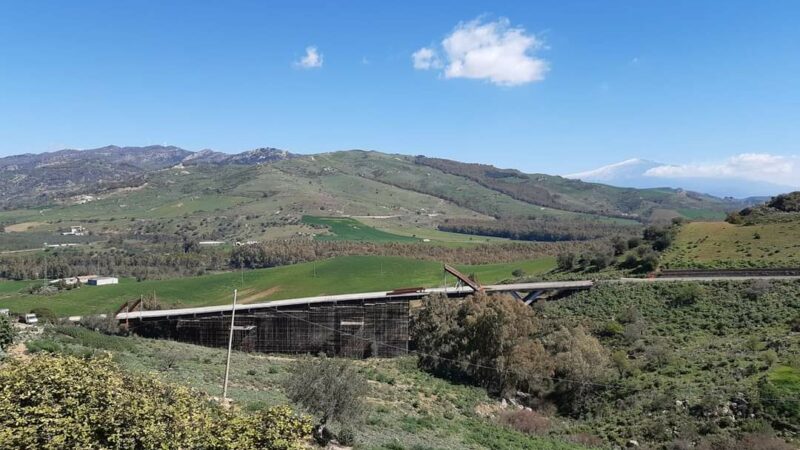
[284,356,368,444]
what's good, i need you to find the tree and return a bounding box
[0,315,14,352]
[284,356,368,444]
[547,326,611,414]
[556,252,576,271]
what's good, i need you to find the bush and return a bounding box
[0,315,14,352]
[337,426,357,446]
[0,354,311,449]
[30,307,57,324]
[284,356,368,442]
[669,284,703,307]
[80,315,121,335]
[498,409,550,435]
[556,252,576,271]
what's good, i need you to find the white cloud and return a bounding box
[294,46,323,69]
[413,17,548,86]
[412,47,440,70]
[644,153,800,187]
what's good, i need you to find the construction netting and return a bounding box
[128,299,410,358]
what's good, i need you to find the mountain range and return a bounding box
[0,146,756,223]
[566,158,793,199]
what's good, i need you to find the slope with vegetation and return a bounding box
[18,325,590,450]
[663,192,800,269]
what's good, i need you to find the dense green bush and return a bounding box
[0,315,14,353]
[0,354,311,449]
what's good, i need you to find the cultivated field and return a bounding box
[0,255,556,316]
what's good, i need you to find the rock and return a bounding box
[626,440,640,448]
[500,399,507,408]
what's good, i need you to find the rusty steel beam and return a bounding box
[443,264,483,292]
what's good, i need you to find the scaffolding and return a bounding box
[129,298,410,358]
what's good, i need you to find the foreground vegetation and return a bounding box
[542,280,800,448]
[18,326,588,450]
[0,354,311,449]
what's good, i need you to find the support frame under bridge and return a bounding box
[116,280,593,358]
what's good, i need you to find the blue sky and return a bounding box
[1,0,799,178]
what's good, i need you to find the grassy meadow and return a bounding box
[662,221,800,268]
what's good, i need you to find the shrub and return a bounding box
[0,354,311,449]
[0,315,14,352]
[337,426,357,446]
[547,326,611,414]
[284,356,368,442]
[745,279,772,301]
[80,315,121,335]
[30,307,57,324]
[669,284,703,307]
[599,321,624,337]
[556,252,576,271]
[498,409,550,435]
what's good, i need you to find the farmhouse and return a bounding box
[61,225,86,236]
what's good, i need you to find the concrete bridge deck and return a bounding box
[116,280,594,321]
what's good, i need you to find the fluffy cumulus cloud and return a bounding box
[412,17,548,86]
[644,153,800,187]
[294,46,323,69]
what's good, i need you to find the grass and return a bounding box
[661,221,800,268]
[22,326,589,450]
[302,216,419,242]
[0,255,556,316]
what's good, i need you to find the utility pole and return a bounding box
[222,289,238,402]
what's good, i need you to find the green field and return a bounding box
[303,216,419,242]
[662,220,800,268]
[0,255,556,316]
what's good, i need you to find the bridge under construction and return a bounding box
[116,265,593,358]
[116,266,800,358]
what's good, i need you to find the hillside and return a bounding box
[663,193,800,269]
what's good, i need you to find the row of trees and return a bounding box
[437,217,639,242]
[411,293,612,415]
[1,236,601,281]
[553,224,676,274]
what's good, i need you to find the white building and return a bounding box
[61,226,86,236]
[87,277,119,286]
[198,240,225,246]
